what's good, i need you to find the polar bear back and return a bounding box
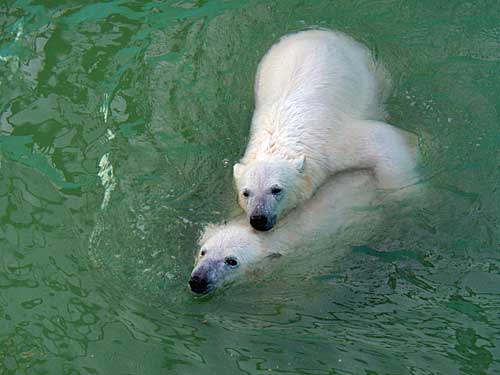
[253,29,389,125]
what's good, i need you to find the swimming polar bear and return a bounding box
[233,29,415,231]
[189,170,388,294]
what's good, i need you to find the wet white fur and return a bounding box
[234,29,416,219]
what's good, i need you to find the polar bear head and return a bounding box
[189,223,267,294]
[233,156,306,231]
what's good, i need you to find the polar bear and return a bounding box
[190,170,386,294]
[233,29,416,231]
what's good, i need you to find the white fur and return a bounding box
[234,29,416,224]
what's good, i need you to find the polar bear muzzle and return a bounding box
[189,274,210,294]
[250,213,276,231]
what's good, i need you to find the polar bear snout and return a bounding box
[250,213,276,231]
[189,274,210,294]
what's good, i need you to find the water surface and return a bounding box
[1,1,499,374]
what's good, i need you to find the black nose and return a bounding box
[250,215,272,231]
[189,275,209,294]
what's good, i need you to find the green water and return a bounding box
[1,0,499,374]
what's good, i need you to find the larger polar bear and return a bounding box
[233,29,416,231]
[190,170,383,294]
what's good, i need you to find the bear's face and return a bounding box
[233,157,305,231]
[189,225,264,294]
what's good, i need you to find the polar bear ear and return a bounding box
[292,155,305,173]
[265,252,282,260]
[233,163,245,179]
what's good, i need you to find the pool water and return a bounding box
[1,1,499,374]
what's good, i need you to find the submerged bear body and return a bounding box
[190,171,382,294]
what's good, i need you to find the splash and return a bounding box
[97,153,116,210]
[100,93,110,123]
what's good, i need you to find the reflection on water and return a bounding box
[1,1,499,374]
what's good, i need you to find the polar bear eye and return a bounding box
[242,189,250,198]
[224,257,239,267]
[200,250,206,256]
[271,186,282,195]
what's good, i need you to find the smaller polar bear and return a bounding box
[234,29,416,231]
[190,170,386,294]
